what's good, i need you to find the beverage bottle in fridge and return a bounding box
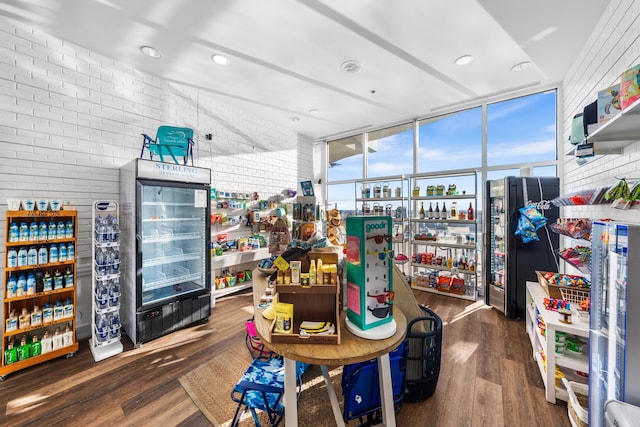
[428,202,434,219]
[467,202,474,220]
[442,203,447,220]
[419,202,425,219]
[434,202,440,219]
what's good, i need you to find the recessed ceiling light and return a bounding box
[290,116,300,122]
[211,54,229,65]
[511,61,532,72]
[140,46,162,59]
[309,109,319,115]
[454,55,473,66]
[341,60,360,73]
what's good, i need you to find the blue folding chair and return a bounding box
[140,125,195,165]
[230,357,308,427]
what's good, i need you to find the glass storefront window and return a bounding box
[418,107,481,173]
[328,134,363,182]
[366,123,414,178]
[487,90,557,166]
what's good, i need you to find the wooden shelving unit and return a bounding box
[2,209,79,380]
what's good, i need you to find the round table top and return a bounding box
[251,269,407,366]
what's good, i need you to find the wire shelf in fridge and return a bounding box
[142,266,200,291]
[142,251,201,267]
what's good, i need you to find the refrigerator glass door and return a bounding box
[139,182,208,307]
[487,179,506,312]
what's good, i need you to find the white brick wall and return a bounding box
[0,17,314,336]
[562,0,640,221]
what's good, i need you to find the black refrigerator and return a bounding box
[120,159,212,345]
[484,176,559,319]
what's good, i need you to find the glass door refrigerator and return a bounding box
[589,221,640,427]
[484,176,559,319]
[120,159,211,346]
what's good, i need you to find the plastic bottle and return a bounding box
[16,274,26,297]
[17,247,28,267]
[111,247,119,273]
[48,221,57,240]
[6,274,17,298]
[29,222,39,241]
[59,243,67,262]
[39,222,48,241]
[65,220,73,239]
[53,269,63,290]
[316,259,324,285]
[95,247,105,275]
[9,222,19,242]
[49,244,59,263]
[7,247,18,268]
[26,273,36,295]
[64,267,74,288]
[27,246,38,266]
[309,259,317,285]
[43,271,53,291]
[67,243,74,261]
[57,221,65,239]
[19,222,29,242]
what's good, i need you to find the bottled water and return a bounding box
[112,247,120,273]
[109,279,120,307]
[29,222,39,241]
[67,243,74,261]
[96,280,109,309]
[48,221,57,240]
[109,312,121,340]
[17,247,28,267]
[105,247,114,275]
[111,216,119,242]
[100,217,109,243]
[19,222,29,241]
[49,244,59,263]
[38,246,48,264]
[39,222,48,241]
[95,247,105,276]
[9,222,19,242]
[95,313,109,343]
[7,248,18,268]
[27,246,38,265]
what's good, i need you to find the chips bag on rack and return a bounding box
[519,205,547,230]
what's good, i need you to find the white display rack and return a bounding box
[90,200,123,362]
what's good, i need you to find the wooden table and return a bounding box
[252,269,407,427]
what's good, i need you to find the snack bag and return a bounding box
[519,205,547,230]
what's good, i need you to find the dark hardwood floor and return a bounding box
[0,289,571,426]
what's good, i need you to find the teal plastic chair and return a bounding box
[140,126,194,165]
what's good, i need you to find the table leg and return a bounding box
[320,365,346,427]
[284,357,298,426]
[377,353,396,427]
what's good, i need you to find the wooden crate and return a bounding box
[268,251,341,344]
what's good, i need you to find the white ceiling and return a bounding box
[1,0,607,141]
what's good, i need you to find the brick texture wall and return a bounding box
[0,17,314,335]
[561,0,640,221]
